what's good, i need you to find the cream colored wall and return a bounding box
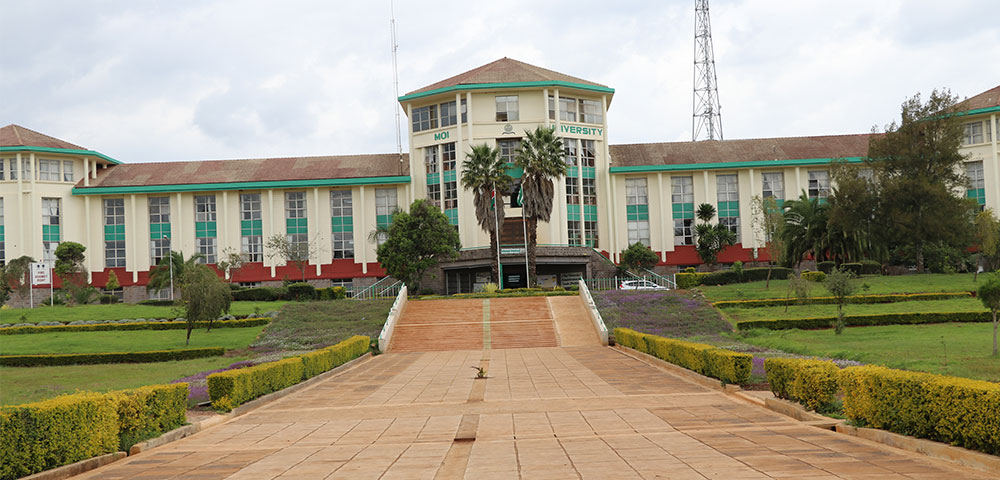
[958,112,999,212]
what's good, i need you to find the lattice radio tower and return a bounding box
[692,0,723,141]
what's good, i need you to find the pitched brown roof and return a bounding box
[404,57,608,97]
[610,134,872,167]
[955,84,1000,112]
[78,153,410,189]
[0,124,86,149]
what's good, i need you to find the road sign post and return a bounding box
[30,262,52,309]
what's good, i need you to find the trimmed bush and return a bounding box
[331,286,348,299]
[714,291,972,309]
[614,328,752,385]
[701,269,742,286]
[860,260,882,275]
[816,261,836,274]
[287,282,316,300]
[675,272,709,289]
[801,270,826,282]
[765,358,839,412]
[0,317,269,335]
[0,348,225,367]
[298,335,369,379]
[840,262,863,276]
[0,384,188,480]
[839,365,1000,455]
[736,310,991,331]
[137,299,176,307]
[232,287,278,301]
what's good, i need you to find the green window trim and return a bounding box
[583,205,598,222]
[426,172,440,185]
[42,225,61,243]
[73,175,411,195]
[195,221,217,239]
[103,224,125,241]
[331,216,353,233]
[625,204,649,221]
[149,223,171,239]
[376,214,394,229]
[442,170,457,182]
[718,201,740,219]
[673,202,694,220]
[241,219,263,237]
[967,188,986,205]
[0,146,121,165]
[445,208,458,225]
[582,166,596,179]
[286,218,308,235]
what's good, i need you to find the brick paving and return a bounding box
[76,298,997,479]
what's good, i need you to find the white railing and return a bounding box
[637,268,677,289]
[354,276,402,300]
[377,285,408,353]
[578,279,609,345]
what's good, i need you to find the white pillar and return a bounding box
[267,189,276,277]
[83,157,90,186]
[130,194,138,282]
[657,173,668,259]
[313,187,322,275]
[359,185,367,274]
[85,195,93,282]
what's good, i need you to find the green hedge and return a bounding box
[816,261,836,273]
[614,328,751,385]
[839,365,1000,455]
[232,287,288,301]
[736,310,990,331]
[287,282,316,300]
[714,291,972,309]
[0,317,269,335]
[765,358,839,411]
[801,270,826,282]
[207,335,370,411]
[0,383,187,480]
[0,348,225,367]
[676,267,792,288]
[675,272,709,289]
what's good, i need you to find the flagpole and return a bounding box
[493,183,503,290]
[521,190,529,287]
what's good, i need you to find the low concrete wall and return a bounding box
[378,285,408,353]
[578,279,609,345]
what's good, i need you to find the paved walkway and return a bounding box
[79,346,995,479]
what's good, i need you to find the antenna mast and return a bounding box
[692,0,723,141]
[390,1,403,170]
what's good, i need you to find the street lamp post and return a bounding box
[164,236,174,301]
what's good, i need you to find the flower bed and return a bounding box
[593,290,731,338]
[735,311,990,330]
[714,291,972,309]
[0,317,270,335]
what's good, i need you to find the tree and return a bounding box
[973,209,1000,280]
[978,275,1000,356]
[105,270,120,291]
[217,247,245,284]
[265,233,323,282]
[0,256,34,306]
[462,143,513,285]
[866,89,973,272]
[827,160,887,264]
[694,203,736,268]
[180,264,232,344]
[620,242,659,273]
[781,192,829,267]
[825,268,858,335]
[514,126,566,286]
[147,251,205,299]
[750,195,786,288]
[54,242,87,286]
[376,199,461,293]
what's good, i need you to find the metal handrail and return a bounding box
[354,276,393,300]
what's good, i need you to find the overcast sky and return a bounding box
[2,0,998,163]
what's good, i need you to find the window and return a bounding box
[148,288,171,301]
[39,159,60,181]
[495,95,519,122]
[762,172,784,200]
[444,180,458,210]
[285,192,308,257]
[626,178,650,247]
[568,220,581,246]
[8,159,15,180]
[564,138,579,204]
[580,139,596,167]
[582,178,597,206]
[0,198,4,265]
[0,160,4,180]
[375,188,397,245]
[967,161,985,209]
[21,158,30,179]
[717,174,740,242]
[195,195,217,263]
[104,199,126,268]
[330,278,354,297]
[808,171,830,199]
[584,220,598,247]
[498,139,520,165]
[63,161,74,182]
[331,190,354,259]
[238,194,263,262]
[424,145,439,174]
[148,197,171,266]
[412,105,438,132]
[559,96,577,122]
[461,98,467,123]
[440,101,458,127]
[41,198,61,262]
[427,183,441,208]
[442,143,456,171]
[962,121,985,146]
[672,176,694,246]
[579,99,603,124]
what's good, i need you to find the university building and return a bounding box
[1,58,997,300]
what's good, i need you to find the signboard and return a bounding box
[501,247,525,255]
[31,262,51,285]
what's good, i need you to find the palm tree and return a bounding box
[461,143,513,285]
[147,251,205,299]
[514,126,566,286]
[694,203,736,268]
[781,192,829,267]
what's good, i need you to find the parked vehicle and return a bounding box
[619,280,668,291]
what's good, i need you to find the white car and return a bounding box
[619,280,668,291]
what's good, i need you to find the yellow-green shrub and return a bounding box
[0,383,188,480]
[764,358,839,411]
[0,317,270,336]
[801,270,826,282]
[207,357,304,411]
[298,335,369,379]
[675,272,709,289]
[839,365,1000,455]
[614,328,752,384]
[714,291,972,309]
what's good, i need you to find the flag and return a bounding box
[490,188,496,211]
[516,187,523,207]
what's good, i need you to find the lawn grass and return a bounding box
[0,301,287,324]
[592,290,732,339]
[699,273,980,302]
[719,298,986,324]
[0,326,265,355]
[250,299,393,352]
[0,355,249,405]
[732,323,1000,382]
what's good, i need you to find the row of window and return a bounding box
[412,99,468,132]
[548,96,603,124]
[962,119,997,146]
[1,158,74,182]
[412,94,604,133]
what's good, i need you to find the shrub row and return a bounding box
[207,335,370,411]
[614,328,752,385]
[0,317,270,335]
[763,360,1000,455]
[714,291,972,309]
[735,310,990,331]
[676,267,793,288]
[816,260,882,275]
[0,383,187,480]
[800,270,826,282]
[231,285,349,301]
[765,358,839,412]
[0,347,225,367]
